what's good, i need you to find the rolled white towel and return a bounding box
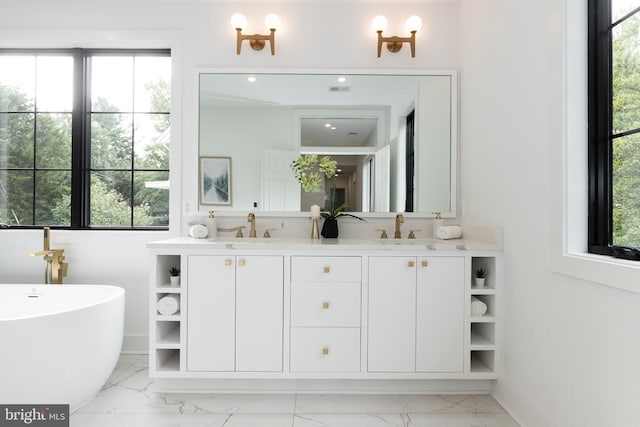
[436,225,462,240]
[470,296,487,317]
[157,295,180,315]
[189,223,208,239]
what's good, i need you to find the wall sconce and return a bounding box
[231,13,281,55]
[372,15,422,58]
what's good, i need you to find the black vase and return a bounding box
[321,218,339,238]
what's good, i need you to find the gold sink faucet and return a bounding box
[247,212,257,238]
[27,227,68,284]
[394,213,404,239]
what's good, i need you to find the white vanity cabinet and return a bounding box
[148,238,501,390]
[187,255,284,372]
[368,256,464,373]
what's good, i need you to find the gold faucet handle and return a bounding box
[60,262,69,277]
[376,229,388,239]
[263,228,276,238]
[408,229,421,239]
[236,229,244,238]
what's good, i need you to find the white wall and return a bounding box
[0,0,459,352]
[459,0,640,426]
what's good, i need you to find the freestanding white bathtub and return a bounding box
[0,284,124,411]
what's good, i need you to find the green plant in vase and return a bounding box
[291,154,365,237]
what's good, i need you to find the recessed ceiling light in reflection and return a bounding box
[337,76,347,83]
[247,76,257,82]
[330,126,336,130]
[324,123,332,128]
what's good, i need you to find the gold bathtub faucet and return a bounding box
[27,227,68,284]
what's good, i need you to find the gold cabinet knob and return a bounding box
[408,260,415,268]
[421,260,428,267]
[322,347,329,355]
[238,259,246,267]
[224,259,232,266]
[322,301,330,309]
[323,266,330,273]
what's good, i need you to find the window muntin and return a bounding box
[0,49,170,229]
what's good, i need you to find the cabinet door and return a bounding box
[368,256,416,372]
[416,257,464,372]
[187,255,236,371]
[236,256,284,372]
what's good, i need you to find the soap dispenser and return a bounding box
[432,212,443,238]
[206,210,218,238]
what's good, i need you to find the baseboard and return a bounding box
[492,379,552,427]
[152,378,494,394]
[122,334,148,354]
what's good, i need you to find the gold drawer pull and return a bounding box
[238,259,246,267]
[408,260,415,268]
[323,266,330,273]
[322,347,329,355]
[224,259,232,266]
[322,301,330,309]
[421,260,428,267]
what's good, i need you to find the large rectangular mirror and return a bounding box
[199,71,456,216]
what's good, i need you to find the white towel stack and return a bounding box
[157,295,180,315]
[436,225,462,240]
[470,296,487,317]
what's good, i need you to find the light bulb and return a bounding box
[372,15,388,32]
[231,13,247,30]
[406,15,422,33]
[265,13,281,31]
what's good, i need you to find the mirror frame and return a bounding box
[197,68,458,219]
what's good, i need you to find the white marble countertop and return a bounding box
[147,236,501,252]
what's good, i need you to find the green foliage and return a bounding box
[290,154,337,192]
[291,154,364,221]
[0,61,170,227]
[612,13,640,247]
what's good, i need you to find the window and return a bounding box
[0,48,170,229]
[588,0,640,260]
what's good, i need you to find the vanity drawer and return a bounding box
[290,327,361,373]
[291,283,361,327]
[291,256,361,283]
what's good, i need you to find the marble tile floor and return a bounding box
[71,354,520,427]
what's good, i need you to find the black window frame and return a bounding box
[588,0,640,261]
[0,47,170,230]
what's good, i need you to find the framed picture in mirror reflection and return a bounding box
[199,156,232,205]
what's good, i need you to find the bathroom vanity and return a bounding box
[148,237,501,392]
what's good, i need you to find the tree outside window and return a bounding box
[0,49,170,229]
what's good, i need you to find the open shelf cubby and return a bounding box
[470,256,496,290]
[156,349,180,371]
[470,350,495,373]
[470,322,495,349]
[156,254,182,288]
[156,320,181,348]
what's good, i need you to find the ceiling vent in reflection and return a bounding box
[328,86,351,92]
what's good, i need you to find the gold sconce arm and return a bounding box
[236,28,276,55]
[377,31,417,57]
